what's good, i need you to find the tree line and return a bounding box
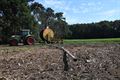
[67,20,120,39]
[0,0,120,41]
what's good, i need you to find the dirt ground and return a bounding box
[0,43,120,80]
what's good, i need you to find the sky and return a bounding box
[34,0,120,24]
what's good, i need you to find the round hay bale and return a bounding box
[43,26,54,42]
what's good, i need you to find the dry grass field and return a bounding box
[0,43,120,80]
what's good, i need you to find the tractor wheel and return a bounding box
[25,36,34,45]
[9,39,18,46]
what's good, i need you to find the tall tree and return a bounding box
[30,2,46,27]
[55,12,64,21]
[46,7,55,25]
[0,0,33,36]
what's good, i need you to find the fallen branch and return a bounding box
[61,47,77,61]
[47,45,77,71]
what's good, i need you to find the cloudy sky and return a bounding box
[35,0,120,24]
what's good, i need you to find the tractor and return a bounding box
[9,29,35,46]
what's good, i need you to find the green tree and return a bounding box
[0,0,33,37]
[30,2,46,27]
[68,20,120,39]
[30,2,70,39]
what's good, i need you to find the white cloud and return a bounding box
[66,17,79,24]
[69,1,103,14]
[43,0,71,11]
[99,9,120,16]
[44,0,64,6]
[35,0,120,24]
[41,0,103,14]
[93,9,120,22]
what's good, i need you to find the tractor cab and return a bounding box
[9,29,35,46]
[21,29,31,37]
